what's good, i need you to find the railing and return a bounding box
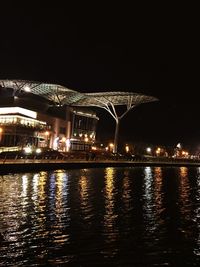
[1,154,200,165]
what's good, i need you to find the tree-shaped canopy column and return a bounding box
[70,92,158,153]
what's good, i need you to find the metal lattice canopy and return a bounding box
[71,91,158,153]
[0,80,158,153]
[0,79,83,105]
[70,91,158,121]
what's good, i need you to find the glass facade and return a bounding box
[0,108,98,152]
[70,111,99,151]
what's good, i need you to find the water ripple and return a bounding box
[0,167,200,266]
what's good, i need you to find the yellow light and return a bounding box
[91,146,97,150]
[85,137,89,142]
[45,131,49,136]
[109,143,114,148]
[0,127,3,133]
[125,145,129,153]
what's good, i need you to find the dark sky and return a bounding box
[0,5,199,150]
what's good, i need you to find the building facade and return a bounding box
[0,83,99,152]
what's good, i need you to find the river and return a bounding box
[0,166,200,266]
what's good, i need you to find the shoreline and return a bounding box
[1,159,200,174]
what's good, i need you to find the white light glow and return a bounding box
[24,86,31,92]
[36,148,42,154]
[53,137,59,150]
[74,110,99,119]
[66,138,70,152]
[0,107,37,119]
[24,147,32,154]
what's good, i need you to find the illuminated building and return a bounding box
[70,109,98,150]
[0,80,157,153]
[0,80,98,151]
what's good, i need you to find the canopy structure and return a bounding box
[0,80,158,153]
[71,92,158,153]
[0,79,83,105]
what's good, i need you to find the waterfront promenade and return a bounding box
[1,157,200,174]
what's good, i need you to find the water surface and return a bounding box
[0,166,200,266]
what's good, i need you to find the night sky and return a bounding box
[0,5,199,150]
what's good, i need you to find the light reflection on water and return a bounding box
[194,167,200,256]
[0,167,200,266]
[154,167,163,212]
[103,167,119,258]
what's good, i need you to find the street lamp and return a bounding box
[146,147,151,154]
[125,145,129,153]
[109,143,114,153]
[156,147,161,156]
